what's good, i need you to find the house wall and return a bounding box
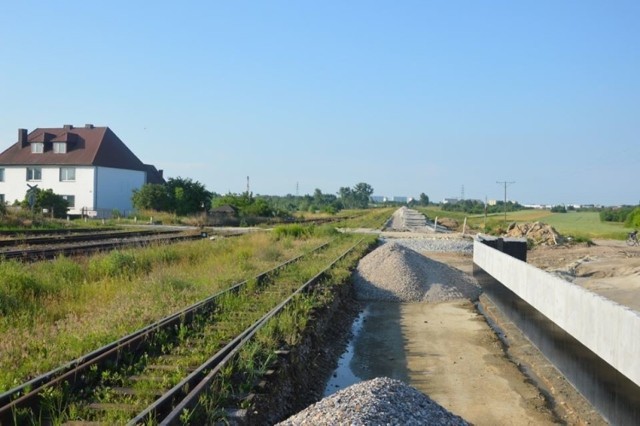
[0,166,95,213]
[0,165,144,216]
[95,166,145,213]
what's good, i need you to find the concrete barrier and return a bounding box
[474,239,640,388]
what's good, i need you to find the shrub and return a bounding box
[624,207,640,228]
[272,224,314,240]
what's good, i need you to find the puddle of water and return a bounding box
[323,306,369,396]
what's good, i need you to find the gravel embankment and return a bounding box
[385,206,450,233]
[277,377,469,426]
[382,237,473,254]
[353,241,480,302]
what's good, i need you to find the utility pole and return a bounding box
[246,176,250,194]
[496,181,515,222]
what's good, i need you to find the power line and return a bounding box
[496,181,515,222]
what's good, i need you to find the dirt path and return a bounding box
[349,300,559,425]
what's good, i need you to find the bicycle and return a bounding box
[627,231,639,246]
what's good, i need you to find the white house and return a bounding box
[0,124,164,217]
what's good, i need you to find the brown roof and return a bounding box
[0,125,147,171]
[143,164,166,184]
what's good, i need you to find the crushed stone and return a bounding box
[353,241,480,302]
[277,377,469,426]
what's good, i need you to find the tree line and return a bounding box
[132,180,380,218]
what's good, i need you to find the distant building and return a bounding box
[442,198,461,204]
[523,204,551,210]
[392,196,408,203]
[0,124,164,217]
[370,195,387,203]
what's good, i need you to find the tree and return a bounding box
[419,193,429,206]
[353,182,374,208]
[624,207,640,228]
[166,177,212,216]
[131,177,212,216]
[132,184,171,211]
[20,188,69,218]
[338,183,374,209]
[551,205,567,213]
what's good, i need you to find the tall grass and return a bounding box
[0,232,329,392]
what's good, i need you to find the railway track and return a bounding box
[0,237,370,425]
[0,229,202,261]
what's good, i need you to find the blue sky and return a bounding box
[1,1,639,206]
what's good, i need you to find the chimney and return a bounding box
[84,124,94,129]
[63,124,73,130]
[18,128,28,147]
[158,169,163,178]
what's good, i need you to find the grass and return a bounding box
[418,206,632,240]
[0,232,327,392]
[0,228,377,424]
[541,211,631,240]
[334,207,395,229]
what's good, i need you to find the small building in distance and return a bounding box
[0,124,164,217]
[370,195,387,203]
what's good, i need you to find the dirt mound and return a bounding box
[504,222,563,246]
[437,217,458,230]
[353,242,480,302]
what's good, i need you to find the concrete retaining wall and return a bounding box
[474,239,640,387]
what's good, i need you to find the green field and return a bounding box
[539,211,630,239]
[419,207,632,240]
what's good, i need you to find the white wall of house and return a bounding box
[0,165,144,216]
[95,166,145,214]
[0,167,32,204]
[0,166,96,214]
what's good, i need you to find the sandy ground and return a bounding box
[527,239,640,312]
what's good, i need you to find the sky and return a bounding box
[1,1,639,206]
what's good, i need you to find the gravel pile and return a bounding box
[277,377,469,426]
[354,241,480,302]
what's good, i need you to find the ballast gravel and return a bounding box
[382,237,473,254]
[353,241,480,302]
[277,377,469,426]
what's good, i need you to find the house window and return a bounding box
[31,143,44,153]
[53,142,67,154]
[27,167,42,181]
[60,167,76,181]
[0,168,4,182]
[62,195,75,208]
